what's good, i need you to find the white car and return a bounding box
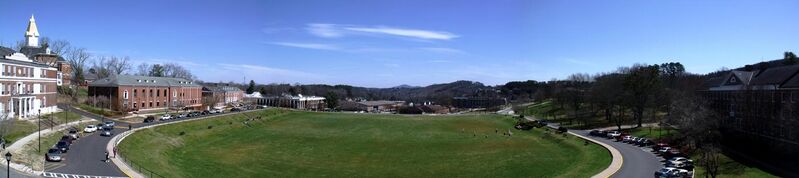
[654,167,677,177]
[84,125,98,133]
[213,109,224,114]
[607,131,621,138]
[160,114,172,120]
[668,157,693,164]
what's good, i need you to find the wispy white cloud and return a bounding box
[419,47,466,54]
[305,23,458,40]
[268,42,340,50]
[306,23,344,38]
[345,26,458,40]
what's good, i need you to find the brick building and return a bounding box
[702,64,799,171]
[88,75,202,112]
[201,83,244,108]
[0,46,61,119]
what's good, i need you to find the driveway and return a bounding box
[571,130,663,178]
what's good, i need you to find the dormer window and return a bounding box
[137,79,142,82]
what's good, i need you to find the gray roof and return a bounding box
[202,85,243,93]
[358,100,404,106]
[90,75,200,87]
[749,65,799,85]
[0,46,14,57]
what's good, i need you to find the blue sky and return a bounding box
[1,0,797,87]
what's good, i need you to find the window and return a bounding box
[164,90,167,97]
[150,89,154,97]
[124,90,129,99]
[156,102,159,107]
[134,89,137,97]
[149,102,153,107]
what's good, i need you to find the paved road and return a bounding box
[571,130,663,178]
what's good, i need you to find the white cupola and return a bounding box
[25,15,40,47]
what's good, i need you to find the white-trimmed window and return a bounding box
[124,90,129,99]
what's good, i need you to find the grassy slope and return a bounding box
[120,110,610,178]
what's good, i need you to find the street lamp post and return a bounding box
[5,152,12,178]
[38,109,41,153]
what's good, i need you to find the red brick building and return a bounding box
[0,47,61,119]
[88,75,202,112]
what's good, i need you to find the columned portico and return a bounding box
[10,96,37,119]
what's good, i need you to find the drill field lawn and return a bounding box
[118,109,610,177]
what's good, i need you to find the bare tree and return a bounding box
[136,63,151,76]
[163,63,195,80]
[92,55,132,78]
[65,47,91,86]
[0,112,14,147]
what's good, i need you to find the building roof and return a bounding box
[0,46,15,57]
[358,100,404,106]
[749,65,799,85]
[90,75,200,87]
[202,84,243,93]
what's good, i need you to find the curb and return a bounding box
[569,132,623,178]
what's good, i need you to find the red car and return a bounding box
[615,133,629,141]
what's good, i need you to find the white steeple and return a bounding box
[25,14,40,47]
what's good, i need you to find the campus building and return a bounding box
[338,100,406,113]
[201,83,244,108]
[0,16,63,119]
[244,93,325,110]
[18,15,70,86]
[88,75,202,112]
[702,64,799,168]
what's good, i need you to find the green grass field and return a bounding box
[119,109,611,177]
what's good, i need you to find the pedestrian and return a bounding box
[105,151,110,162]
[113,147,118,158]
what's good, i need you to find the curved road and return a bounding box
[571,130,662,178]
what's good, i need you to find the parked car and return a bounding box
[658,147,672,155]
[622,136,633,143]
[665,149,685,159]
[100,127,113,136]
[56,141,70,153]
[654,167,677,178]
[636,138,653,147]
[607,131,621,139]
[653,143,669,151]
[230,107,241,112]
[60,135,74,144]
[45,148,63,162]
[104,121,115,128]
[143,116,156,123]
[667,169,691,178]
[667,157,693,164]
[589,130,602,136]
[160,114,172,121]
[256,105,266,109]
[214,109,224,114]
[615,133,629,141]
[179,113,188,118]
[202,110,210,115]
[67,129,80,140]
[84,125,98,133]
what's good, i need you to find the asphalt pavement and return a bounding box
[0,165,35,178]
[571,130,663,178]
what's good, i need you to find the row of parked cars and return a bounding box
[46,121,116,162]
[588,129,693,178]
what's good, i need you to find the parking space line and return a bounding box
[41,172,128,178]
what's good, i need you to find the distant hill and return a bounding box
[253,80,499,105]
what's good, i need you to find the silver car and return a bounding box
[46,148,62,162]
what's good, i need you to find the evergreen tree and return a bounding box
[246,80,256,94]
